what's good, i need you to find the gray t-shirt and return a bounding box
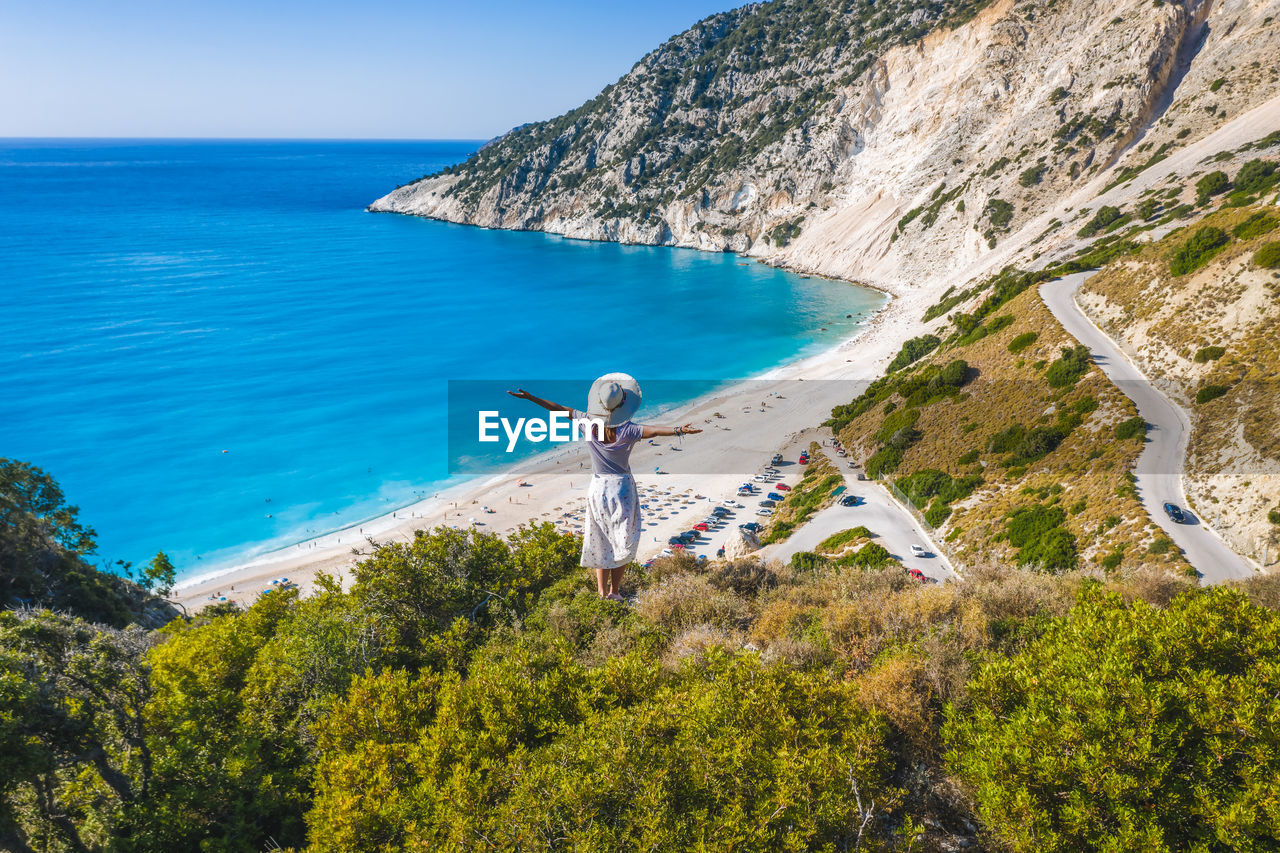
[570,409,645,476]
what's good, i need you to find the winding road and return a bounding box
[762,440,959,583]
[1040,273,1254,583]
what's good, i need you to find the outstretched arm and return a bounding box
[641,423,703,439]
[507,389,572,414]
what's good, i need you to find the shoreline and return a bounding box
[173,270,921,613]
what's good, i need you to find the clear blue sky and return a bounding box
[0,0,735,139]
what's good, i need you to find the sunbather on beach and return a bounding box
[509,373,701,601]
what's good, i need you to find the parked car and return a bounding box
[716,546,726,558]
[753,474,772,482]
[667,536,684,545]
[775,483,791,491]
[739,522,762,532]
[660,548,673,557]
[758,499,776,508]
[764,466,779,474]
[1164,502,1187,524]
[840,495,860,507]
[756,508,774,516]
[910,544,928,558]
[906,568,927,583]
[712,507,731,517]
[693,522,709,532]
[678,531,698,543]
[771,453,784,465]
[767,492,784,501]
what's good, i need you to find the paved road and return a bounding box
[762,443,959,583]
[1040,273,1254,583]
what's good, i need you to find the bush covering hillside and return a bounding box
[0,459,177,628]
[6,491,1280,851]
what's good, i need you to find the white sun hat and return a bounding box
[586,372,642,427]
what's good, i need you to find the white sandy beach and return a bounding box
[173,282,927,611]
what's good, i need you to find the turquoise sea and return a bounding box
[0,139,884,577]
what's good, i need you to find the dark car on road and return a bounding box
[840,495,860,507]
[739,522,762,532]
[1163,502,1187,524]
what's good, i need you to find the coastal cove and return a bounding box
[0,139,885,579]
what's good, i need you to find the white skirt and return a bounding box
[580,474,640,569]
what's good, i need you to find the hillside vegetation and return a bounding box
[1079,188,1280,569]
[828,286,1187,575]
[6,507,1280,852]
[0,458,177,628]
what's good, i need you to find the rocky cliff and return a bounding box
[371,0,1280,294]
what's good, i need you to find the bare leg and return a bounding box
[609,566,626,596]
[595,569,610,597]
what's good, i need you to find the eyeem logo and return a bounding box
[478,411,606,452]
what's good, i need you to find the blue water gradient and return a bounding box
[0,139,884,577]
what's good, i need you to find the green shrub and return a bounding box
[1209,77,1226,92]
[866,445,903,478]
[1077,205,1124,237]
[1019,165,1045,187]
[1045,345,1092,388]
[1269,508,1280,525]
[1233,159,1278,195]
[1254,242,1280,269]
[790,551,828,572]
[887,334,941,372]
[1231,211,1279,240]
[1100,549,1124,569]
[844,541,895,568]
[1114,416,1146,440]
[1169,226,1229,275]
[815,526,873,553]
[1195,383,1230,404]
[946,585,1280,852]
[989,423,1027,454]
[1148,536,1175,554]
[958,448,980,465]
[986,198,1014,228]
[1006,505,1077,571]
[1193,345,1226,363]
[924,501,953,527]
[1004,424,1074,467]
[875,406,921,444]
[1008,331,1039,353]
[898,469,983,505]
[1195,170,1229,203]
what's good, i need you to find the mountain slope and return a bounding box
[371,0,1280,295]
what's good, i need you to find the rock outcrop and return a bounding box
[371,0,1280,295]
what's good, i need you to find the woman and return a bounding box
[509,374,701,601]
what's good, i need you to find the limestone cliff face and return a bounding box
[371,0,1280,292]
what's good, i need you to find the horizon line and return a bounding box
[0,135,492,143]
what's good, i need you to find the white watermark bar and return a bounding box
[477,410,605,452]
[443,377,1248,477]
